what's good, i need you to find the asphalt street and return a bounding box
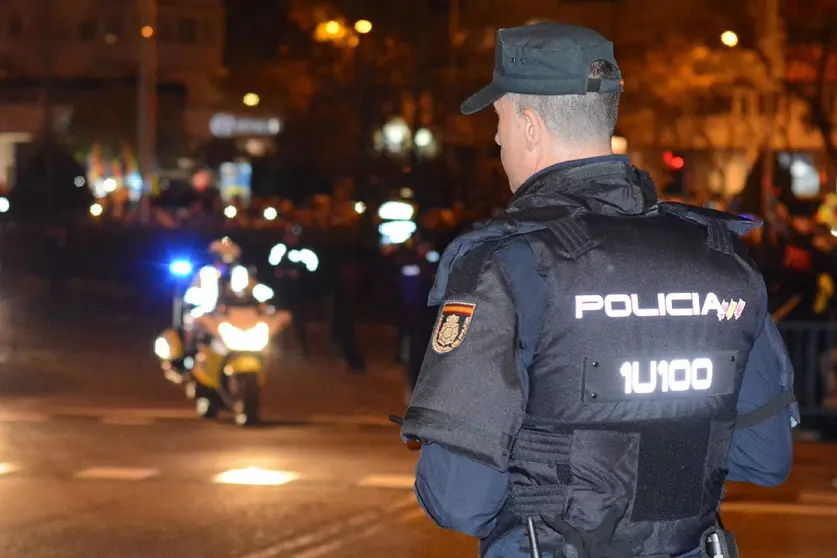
[0,312,834,557]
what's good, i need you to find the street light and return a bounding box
[243,93,260,107]
[355,20,372,34]
[325,20,341,35]
[721,30,738,48]
[141,25,154,39]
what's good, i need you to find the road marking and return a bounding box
[0,412,49,423]
[722,501,837,516]
[796,491,837,505]
[291,506,428,558]
[235,495,416,558]
[356,474,415,489]
[53,407,197,420]
[101,416,156,426]
[73,467,160,481]
[0,462,18,476]
[0,348,59,364]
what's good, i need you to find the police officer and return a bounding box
[399,23,798,558]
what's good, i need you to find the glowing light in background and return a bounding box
[414,128,433,148]
[268,243,287,266]
[288,248,319,272]
[379,220,417,245]
[169,260,193,277]
[721,30,739,48]
[378,201,415,221]
[325,20,341,35]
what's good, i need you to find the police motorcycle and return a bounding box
[154,239,291,426]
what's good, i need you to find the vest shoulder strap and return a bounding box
[735,390,796,429]
[659,202,760,254]
[547,218,599,260]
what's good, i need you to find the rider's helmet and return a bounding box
[209,237,242,265]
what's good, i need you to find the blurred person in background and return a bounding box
[331,250,366,373]
[274,229,310,358]
[400,232,441,402]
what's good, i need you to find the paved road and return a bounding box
[0,315,835,556]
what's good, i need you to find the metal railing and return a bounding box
[776,322,837,420]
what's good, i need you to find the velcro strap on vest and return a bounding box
[511,484,569,519]
[512,430,573,463]
[510,431,573,518]
[547,219,598,260]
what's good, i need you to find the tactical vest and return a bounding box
[481,205,765,558]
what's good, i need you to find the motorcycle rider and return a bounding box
[181,237,257,360]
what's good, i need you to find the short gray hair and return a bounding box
[507,60,621,145]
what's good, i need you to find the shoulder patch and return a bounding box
[431,302,475,354]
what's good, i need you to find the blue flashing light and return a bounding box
[169,259,193,277]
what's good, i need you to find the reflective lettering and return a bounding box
[574,292,736,320]
[631,294,660,317]
[604,294,632,317]
[658,293,667,316]
[619,358,714,395]
[668,359,692,391]
[665,293,694,316]
[575,295,604,319]
[701,293,723,318]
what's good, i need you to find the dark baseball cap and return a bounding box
[461,22,623,115]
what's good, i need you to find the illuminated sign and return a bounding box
[209,113,282,138]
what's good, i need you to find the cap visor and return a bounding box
[460,82,506,115]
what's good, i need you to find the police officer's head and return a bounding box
[208,237,242,268]
[461,23,623,192]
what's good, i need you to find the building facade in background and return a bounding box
[0,0,225,190]
[450,0,835,202]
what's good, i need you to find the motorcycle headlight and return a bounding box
[154,337,171,360]
[217,322,270,352]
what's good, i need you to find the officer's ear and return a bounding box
[520,107,544,150]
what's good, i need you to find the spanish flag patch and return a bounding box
[431,302,475,354]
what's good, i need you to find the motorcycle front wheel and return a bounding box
[232,373,260,427]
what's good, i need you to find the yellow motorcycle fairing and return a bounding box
[193,348,266,390]
[226,355,266,387]
[193,346,224,390]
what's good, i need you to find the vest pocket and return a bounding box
[563,429,641,531]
